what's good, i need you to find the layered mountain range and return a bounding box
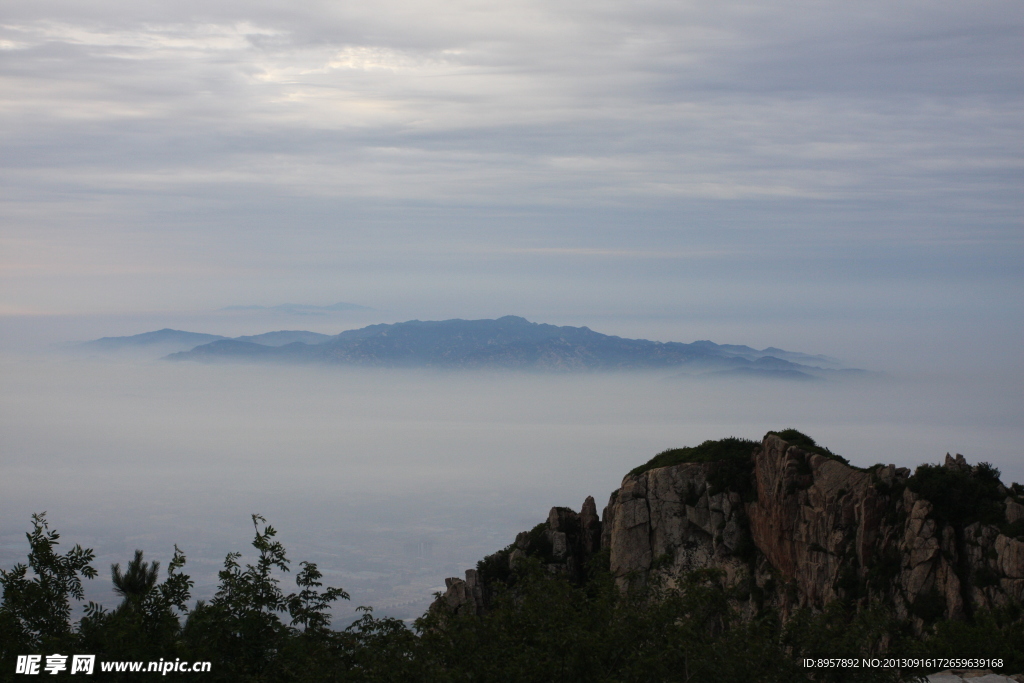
[81,328,334,352]
[435,431,1024,635]
[83,316,856,378]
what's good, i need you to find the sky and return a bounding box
[1,0,1023,619]
[1,0,1021,344]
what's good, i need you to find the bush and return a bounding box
[907,462,1005,527]
[629,437,758,478]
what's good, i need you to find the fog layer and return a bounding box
[2,350,1021,621]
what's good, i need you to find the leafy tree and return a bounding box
[288,561,349,632]
[784,602,913,683]
[77,546,193,671]
[181,514,348,682]
[0,512,96,662]
[112,550,160,607]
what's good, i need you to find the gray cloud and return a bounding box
[0,0,1021,323]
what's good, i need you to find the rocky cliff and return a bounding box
[434,431,1024,632]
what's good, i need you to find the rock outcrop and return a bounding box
[434,432,1024,631]
[433,496,605,617]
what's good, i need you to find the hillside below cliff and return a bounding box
[436,430,1024,635]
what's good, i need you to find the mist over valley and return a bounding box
[2,312,1021,623]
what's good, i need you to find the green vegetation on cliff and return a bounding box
[907,461,1005,527]
[628,436,761,503]
[628,437,758,478]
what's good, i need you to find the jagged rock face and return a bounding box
[744,435,906,614]
[433,570,484,617]
[602,462,751,594]
[437,433,1024,630]
[432,496,603,617]
[603,435,1024,627]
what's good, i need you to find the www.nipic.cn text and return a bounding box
[15,655,212,675]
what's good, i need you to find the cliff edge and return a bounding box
[435,431,1024,633]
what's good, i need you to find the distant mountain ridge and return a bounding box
[131,316,861,378]
[82,329,227,352]
[80,329,334,354]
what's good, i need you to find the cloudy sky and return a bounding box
[1,0,1022,360]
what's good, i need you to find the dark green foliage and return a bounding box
[882,489,908,527]
[476,522,558,589]
[866,548,902,594]
[586,546,611,576]
[181,515,297,679]
[683,481,702,506]
[0,512,97,661]
[910,587,947,623]
[417,558,624,682]
[784,601,1024,681]
[628,437,758,478]
[1003,519,1024,540]
[476,549,512,586]
[836,562,864,604]
[784,603,918,683]
[289,562,350,632]
[76,546,193,680]
[708,452,758,501]
[111,550,160,604]
[4,508,1024,682]
[651,552,674,570]
[523,521,555,562]
[975,564,1001,588]
[1,514,348,683]
[180,514,349,681]
[628,437,759,503]
[906,462,1006,527]
[334,608,423,683]
[415,561,803,683]
[872,478,903,498]
[905,605,1024,673]
[767,429,852,466]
